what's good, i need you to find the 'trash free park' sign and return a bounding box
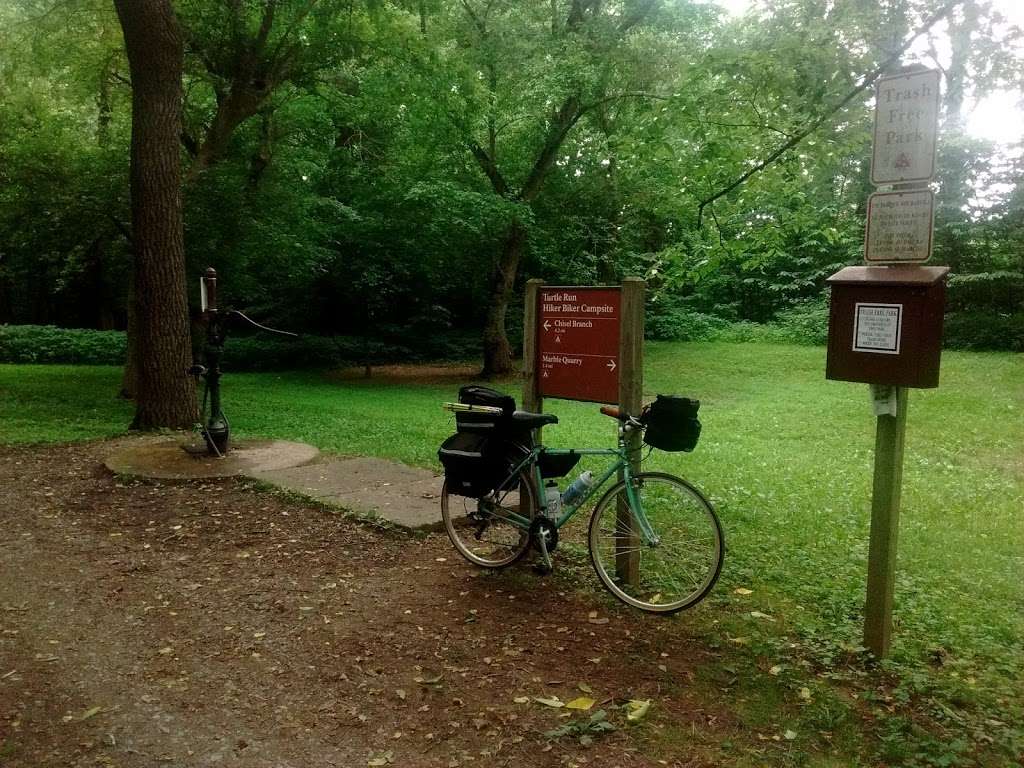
[537,287,621,404]
[870,68,941,185]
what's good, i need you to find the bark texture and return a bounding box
[115,0,197,429]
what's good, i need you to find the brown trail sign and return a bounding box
[536,287,622,404]
[523,278,645,586]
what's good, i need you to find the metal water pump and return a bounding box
[187,267,297,457]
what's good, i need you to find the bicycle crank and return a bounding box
[530,517,559,553]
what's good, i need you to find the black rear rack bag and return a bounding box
[455,385,516,434]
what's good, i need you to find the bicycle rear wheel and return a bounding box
[588,472,723,613]
[441,470,536,568]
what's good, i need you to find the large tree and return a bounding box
[114,0,197,428]
[430,0,668,376]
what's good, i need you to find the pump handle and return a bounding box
[226,309,299,338]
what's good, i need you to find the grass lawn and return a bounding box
[1,341,1021,766]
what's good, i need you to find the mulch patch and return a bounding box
[0,439,733,767]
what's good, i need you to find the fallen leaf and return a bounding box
[414,672,443,685]
[784,729,797,740]
[367,750,394,766]
[565,697,595,711]
[798,687,812,701]
[395,689,406,701]
[734,587,753,595]
[577,682,593,694]
[533,696,565,708]
[769,665,783,676]
[80,706,103,721]
[749,611,776,622]
[625,699,651,723]
[513,696,529,704]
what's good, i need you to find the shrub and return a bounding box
[0,324,482,369]
[0,324,126,364]
[946,271,1023,314]
[770,301,830,345]
[645,307,729,342]
[943,311,1024,352]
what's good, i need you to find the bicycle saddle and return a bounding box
[511,410,558,428]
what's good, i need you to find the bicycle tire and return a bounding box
[441,469,537,568]
[588,472,723,613]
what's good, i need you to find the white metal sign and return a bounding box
[870,69,941,185]
[853,303,903,355]
[864,189,935,263]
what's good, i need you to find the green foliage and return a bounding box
[0,324,482,369]
[545,709,616,745]
[0,324,126,365]
[943,310,1024,352]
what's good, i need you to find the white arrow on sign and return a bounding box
[607,359,616,372]
[543,320,551,332]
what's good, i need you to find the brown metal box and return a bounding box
[826,266,950,389]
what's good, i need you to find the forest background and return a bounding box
[1,0,1022,377]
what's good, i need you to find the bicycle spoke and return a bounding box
[589,473,723,613]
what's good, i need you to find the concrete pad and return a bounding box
[105,438,320,480]
[255,457,444,532]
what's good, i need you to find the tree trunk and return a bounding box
[481,222,527,378]
[115,0,197,429]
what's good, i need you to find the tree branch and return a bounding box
[696,0,960,228]
[519,96,584,202]
[469,141,510,197]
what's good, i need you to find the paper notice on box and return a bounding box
[853,303,902,355]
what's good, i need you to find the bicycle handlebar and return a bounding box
[600,404,646,431]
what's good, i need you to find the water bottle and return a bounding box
[561,470,594,507]
[544,483,561,518]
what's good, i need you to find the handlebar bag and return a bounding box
[642,395,702,452]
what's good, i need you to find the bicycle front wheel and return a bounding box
[441,470,537,568]
[588,472,723,613]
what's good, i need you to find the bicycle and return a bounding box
[438,390,723,614]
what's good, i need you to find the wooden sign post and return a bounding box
[523,277,645,585]
[827,64,945,659]
[864,386,908,656]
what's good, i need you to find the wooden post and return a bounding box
[520,279,544,518]
[615,278,645,586]
[864,386,909,657]
[522,279,543,415]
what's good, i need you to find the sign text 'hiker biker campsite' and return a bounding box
[536,286,621,404]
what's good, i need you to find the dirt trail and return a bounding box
[0,440,729,767]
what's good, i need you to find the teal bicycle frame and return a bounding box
[486,436,659,546]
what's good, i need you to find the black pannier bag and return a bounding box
[456,385,516,434]
[438,432,507,497]
[642,395,702,452]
